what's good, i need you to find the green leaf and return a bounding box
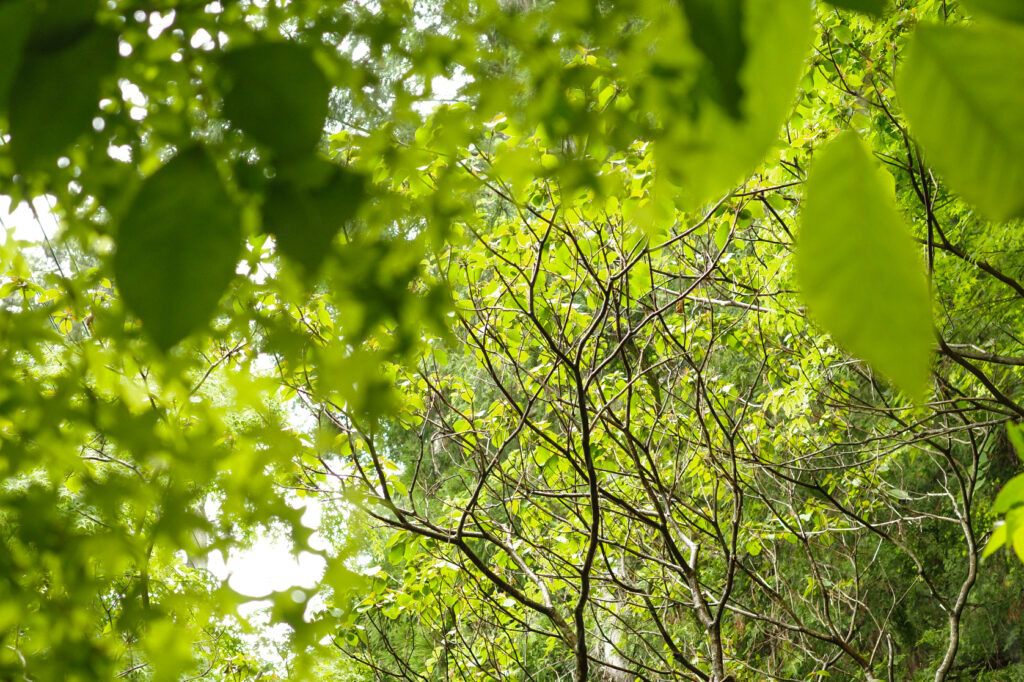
[261,157,366,275]
[1009,423,1024,464]
[897,22,1024,221]
[982,522,1007,560]
[796,132,933,400]
[962,0,1024,24]
[993,473,1024,514]
[679,0,747,119]
[714,221,731,251]
[114,148,242,350]
[25,0,99,50]
[219,42,330,158]
[820,0,888,16]
[661,0,812,208]
[0,0,32,114]
[8,26,117,170]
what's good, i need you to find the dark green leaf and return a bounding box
[25,0,99,50]
[962,0,1024,24]
[8,26,117,170]
[262,158,366,276]
[219,42,330,158]
[820,0,888,16]
[796,132,933,400]
[679,0,746,119]
[0,0,32,114]
[897,22,1024,221]
[114,148,242,350]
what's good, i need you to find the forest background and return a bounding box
[1,0,1024,680]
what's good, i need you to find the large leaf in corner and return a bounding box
[796,132,932,400]
[8,26,117,170]
[114,149,242,350]
[897,22,1024,221]
[262,157,367,276]
[219,42,330,158]
[659,0,812,208]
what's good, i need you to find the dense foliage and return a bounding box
[1,0,1024,680]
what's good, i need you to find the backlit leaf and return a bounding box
[897,22,1024,220]
[982,522,1007,560]
[994,473,1024,514]
[796,132,932,400]
[220,42,330,158]
[114,148,242,350]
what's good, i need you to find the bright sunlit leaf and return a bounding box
[898,22,1024,221]
[796,132,933,400]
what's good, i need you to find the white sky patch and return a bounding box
[0,195,60,246]
[190,27,216,51]
[432,70,464,100]
[349,41,369,63]
[208,523,327,598]
[147,10,176,40]
[119,80,148,121]
[413,69,468,116]
[108,144,132,163]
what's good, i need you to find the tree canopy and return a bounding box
[2,0,1024,680]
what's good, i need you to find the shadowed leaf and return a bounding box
[114,148,242,350]
[679,0,746,119]
[262,158,367,276]
[9,27,117,170]
[220,42,330,158]
[0,0,32,114]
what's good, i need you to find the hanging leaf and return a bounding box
[219,42,330,158]
[678,0,747,119]
[897,22,1024,221]
[262,157,367,276]
[113,148,242,350]
[820,0,888,16]
[796,132,933,400]
[8,26,117,170]
[962,0,1024,24]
